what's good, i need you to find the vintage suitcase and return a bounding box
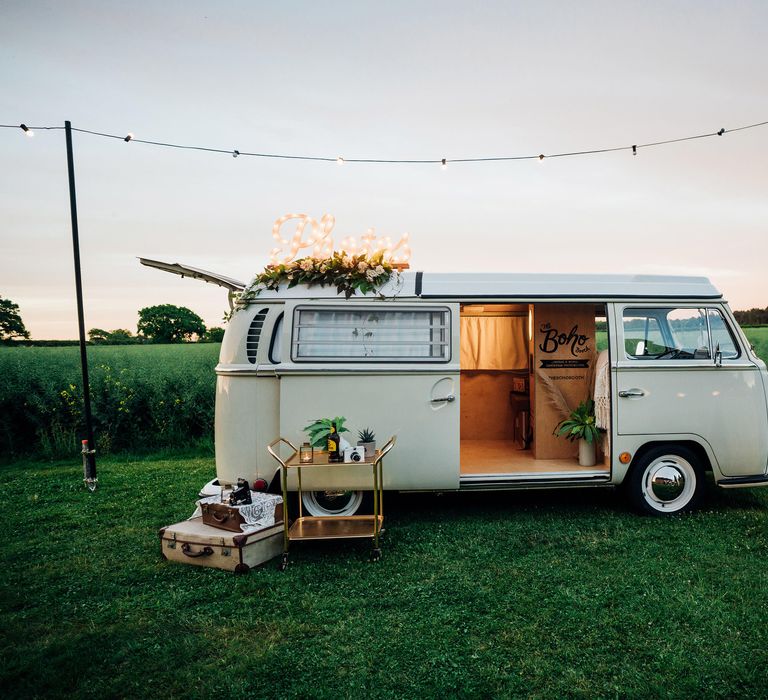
[159,517,283,573]
[200,498,284,533]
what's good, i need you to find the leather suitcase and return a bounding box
[159,517,283,573]
[200,499,284,533]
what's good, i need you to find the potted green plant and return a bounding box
[554,400,600,467]
[303,417,350,449]
[357,427,376,460]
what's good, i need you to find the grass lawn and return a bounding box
[2,454,767,699]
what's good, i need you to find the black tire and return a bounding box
[626,445,705,516]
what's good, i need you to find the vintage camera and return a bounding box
[343,446,366,463]
[228,477,253,506]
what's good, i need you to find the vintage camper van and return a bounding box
[143,260,768,517]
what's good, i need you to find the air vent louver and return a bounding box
[246,308,269,364]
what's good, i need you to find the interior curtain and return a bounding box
[460,316,527,370]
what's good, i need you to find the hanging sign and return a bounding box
[269,213,411,266]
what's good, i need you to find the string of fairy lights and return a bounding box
[2,119,767,169]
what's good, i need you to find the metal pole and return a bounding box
[64,121,97,489]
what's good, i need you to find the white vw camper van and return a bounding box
[143,260,768,517]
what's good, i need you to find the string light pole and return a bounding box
[64,121,97,490]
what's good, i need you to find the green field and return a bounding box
[0,343,219,460]
[1,453,766,698]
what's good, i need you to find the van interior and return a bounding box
[459,303,610,479]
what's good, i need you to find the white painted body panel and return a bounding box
[279,372,460,491]
[615,364,768,476]
[215,375,279,485]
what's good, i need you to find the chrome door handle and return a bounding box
[431,395,455,403]
[619,389,646,398]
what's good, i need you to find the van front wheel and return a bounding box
[627,446,704,516]
[301,490,364,517]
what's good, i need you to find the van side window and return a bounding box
[292,307,450,362]
[623,308,711,360]
[707,309,740,359]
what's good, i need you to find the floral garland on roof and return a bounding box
[233,251,396,310]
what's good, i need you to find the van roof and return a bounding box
[138,258,724,301]
[251,271,723,301]
[417,272,722,300]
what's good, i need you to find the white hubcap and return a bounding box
[642,456,696,512]
[301,490,363,517]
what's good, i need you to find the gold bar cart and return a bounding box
[267,436,396,570]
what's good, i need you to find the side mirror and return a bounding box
[634,340,646,356]
[714,342,722,367]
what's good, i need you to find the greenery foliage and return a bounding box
[201,326,225,343]
[137,304,206,343]
[1,453,767,698]
[0,344,219,460]
[236,251,394,306]
[89,328,140,345]
[555,399,601,444]
[0,295,30,341]
[303,416,349,448]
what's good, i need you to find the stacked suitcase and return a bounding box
[159,488,284,574]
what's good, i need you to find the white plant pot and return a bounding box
[579,439,596,467]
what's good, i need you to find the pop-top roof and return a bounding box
[139,258,723,301]
[416,272,722,300]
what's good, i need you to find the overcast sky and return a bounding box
[2,1,766,338]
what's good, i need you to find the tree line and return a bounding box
[733,307,768,326]
[1,296,224,344]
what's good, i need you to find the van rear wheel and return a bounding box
[301,490,364,517]
[627,446,704,516]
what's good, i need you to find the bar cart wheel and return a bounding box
[370,548,382,563]
[279,553,289,571]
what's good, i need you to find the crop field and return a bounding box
[0,344,219,460]
[1,328,766,461]
[1,453,767,699]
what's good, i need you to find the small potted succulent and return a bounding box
[357,427,377,460]
[554,400,600,467]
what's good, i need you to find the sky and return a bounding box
[1,0,767,339]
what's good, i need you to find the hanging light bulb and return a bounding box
[632,145,637,156]
[124,132,134,142]
[441,158,447,171]
[232,149,240,158]
[337,156,344,166]
[20,124,34,137]
[538,154,545,162]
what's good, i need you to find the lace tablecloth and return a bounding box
[191,491,283,533]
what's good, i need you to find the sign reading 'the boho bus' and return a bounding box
[533,304,596,460]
